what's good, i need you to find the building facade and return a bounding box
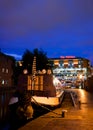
[0,52,14,87]
[48,56,91,85]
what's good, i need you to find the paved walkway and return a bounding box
[18,89,93,130]
[18,101,93,130]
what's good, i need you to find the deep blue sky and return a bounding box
[1,0,93,64]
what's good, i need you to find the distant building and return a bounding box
[0,52,14,87]
[48,56,91,83]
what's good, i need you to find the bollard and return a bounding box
[62,110,65,117]
[62,110,67,118]
[78,100,81,109]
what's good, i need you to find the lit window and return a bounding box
[2,68,5,72]
[79,65,81,68]
[54,60,59,65]
[19,62,22,66]
[6,69,8,73]
[78,60,81,64]
[62,64,64,67]
[2,80,4,84]
[58,64,60,67]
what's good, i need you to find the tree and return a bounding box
[22,48,50,74]
[22,49,33,74]
[33,48,49,71]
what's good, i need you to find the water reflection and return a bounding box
[0,89,15,122]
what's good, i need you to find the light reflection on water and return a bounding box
[0,90,14,121]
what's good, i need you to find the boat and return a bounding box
[31,76,64,107]
[31,90,64,107]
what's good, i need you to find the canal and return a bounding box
[0,88,55,130]
[1,88,93,130]
[0,87,16,130]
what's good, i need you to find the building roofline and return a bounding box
[48,56,89,61]
[0,52,15,60]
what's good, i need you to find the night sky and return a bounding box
[1,0,93,64]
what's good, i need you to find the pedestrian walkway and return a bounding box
[18,102,93,130]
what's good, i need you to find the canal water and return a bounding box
[0,89,52,130]
[0,88,15,130]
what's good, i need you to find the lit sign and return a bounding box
[60,56,75,59]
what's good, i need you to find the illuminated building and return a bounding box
[0,52,14,87]
[16,56,92,89]
[48,56,91,82]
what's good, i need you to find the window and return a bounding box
[2,80,4,84]
[79,65,81,68]
[2,68,5,72]
[68,60,73,68]
[6,69,8,73]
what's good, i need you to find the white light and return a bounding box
[42,69,46,74]
[23,69,28,74]
[79,74,83,79]
[53,77,62,88]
